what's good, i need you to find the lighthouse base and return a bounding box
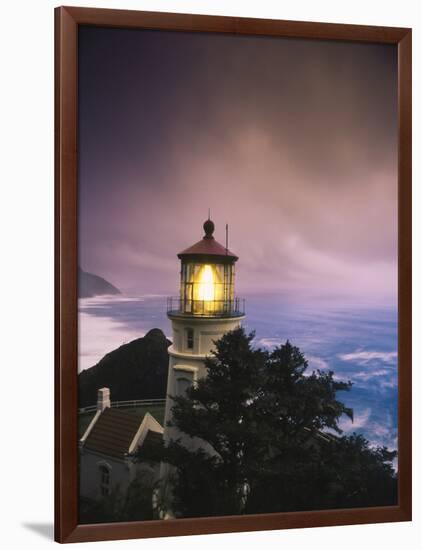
[159,313,244,515]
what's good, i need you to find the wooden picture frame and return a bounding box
[55,5,412,543]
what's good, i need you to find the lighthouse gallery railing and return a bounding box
[167,296,245,317]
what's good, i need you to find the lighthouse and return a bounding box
[163,218,245,449]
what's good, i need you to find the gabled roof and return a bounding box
[82,408,164,460]
[83,408,141,459]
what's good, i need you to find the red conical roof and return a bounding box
[177,220,238,262]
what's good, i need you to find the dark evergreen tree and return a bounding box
[118,471,156,521]
[164,328,268,516]
[79,472,156,524]
[161,328,397,517]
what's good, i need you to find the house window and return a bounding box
[99,464,111,496]
[186,328,194,349]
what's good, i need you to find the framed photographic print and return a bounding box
[55,6,412,544]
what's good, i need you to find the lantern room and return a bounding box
[167,219,244,318]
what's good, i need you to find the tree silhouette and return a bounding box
[160,327,397,517]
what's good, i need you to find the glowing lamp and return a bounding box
[197,265,216,302]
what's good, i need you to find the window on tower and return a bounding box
[186,328,194,349]
[176,375,192,396]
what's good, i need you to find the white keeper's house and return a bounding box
[79,388,163,501]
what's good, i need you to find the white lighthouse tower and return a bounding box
[162,217,245,452]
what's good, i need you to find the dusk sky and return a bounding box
[78,26,397,304]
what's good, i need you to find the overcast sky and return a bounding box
[78,26,397,304]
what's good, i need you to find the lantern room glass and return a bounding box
[180,261,235,315]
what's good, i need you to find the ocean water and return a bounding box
[78,293,397,452]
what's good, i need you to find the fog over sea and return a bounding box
[78,293,397,453]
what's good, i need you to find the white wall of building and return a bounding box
[79,449,158,501]
[79,451,133,500]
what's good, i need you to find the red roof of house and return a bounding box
[84,408,141,459]
[83,408,164,460]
